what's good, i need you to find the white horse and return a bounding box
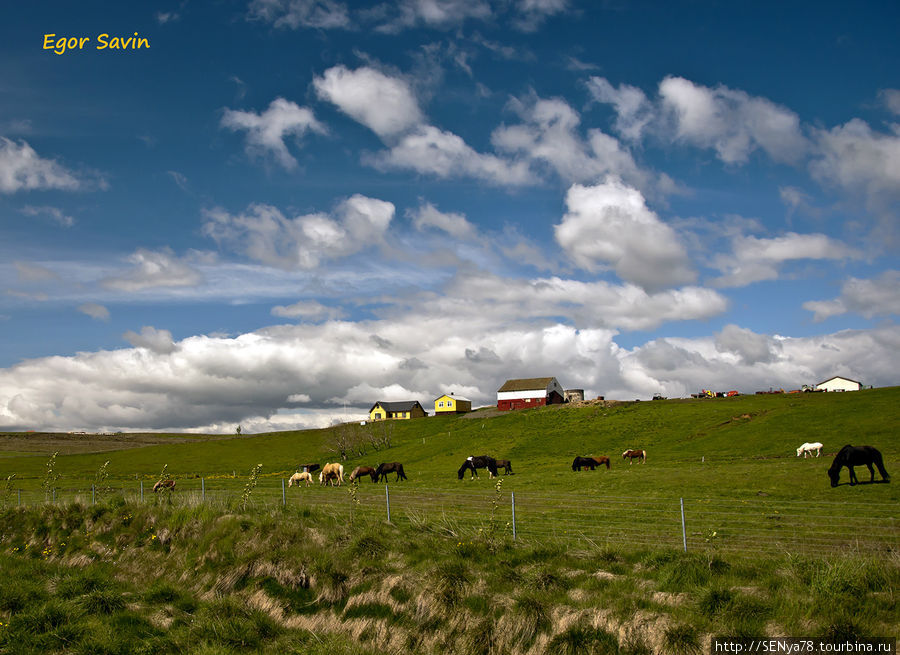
[796,442,823,458]
[288,471,312,487]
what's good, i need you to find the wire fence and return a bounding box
[4,478,898,557]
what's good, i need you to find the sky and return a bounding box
[0,0,898,433]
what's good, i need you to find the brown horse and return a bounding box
[591,456,610,469]
[375,462,407,482]
[495,459,514,475]
[622,449,646,464]
[153,479,176,492]
[571,456,608,471]
[349,466,378,483]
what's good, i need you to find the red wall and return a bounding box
[497,397,547,411]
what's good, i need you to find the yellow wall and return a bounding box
[370,404,425,420]
[434,395,471,414]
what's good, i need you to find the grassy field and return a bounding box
[0,389,898,653]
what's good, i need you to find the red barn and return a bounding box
[497,377,565,411]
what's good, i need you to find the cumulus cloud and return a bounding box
[271,300,345,320]
[586,77,655,142]
[408,201,476,239]
[221,98,326,169]
[711,232,859,288]
[809,119,900,223]
[658,76,809,164]
[0,138,91,193]
[101,248,204,292]
[879,88,900,115]
[370,124,535,186]
[492,95,652,189]
[803,271,900,322]
[553,177,696,290]
[714,324,780,365]
[248,0,350,28]
[78,303,110,321]
[203,194,395,269]
[313,65,423,138]
[122,326,177,354]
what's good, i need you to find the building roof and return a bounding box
[369,400,423,413]
[497,377,557,393]
[816,375,862,386]
[435,394,471,402]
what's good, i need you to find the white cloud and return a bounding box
[101,248,204,292]
[221,98,326,169]
[879,89,900,115]
[513,0,569,31]
[658,76,809,165]
[21,205,75,227]
[809,119,900,222]
[15,262,60,282]
[313,65,423,138]
[77,303,110,321]
[248,0,350,29]
[714,324,780,365]
[408,201,476,239]
[711,232,859,288]
[369,0,492,33]
[586,77,655,142]
[554,177,696,290]
[203,194,395,269]
[803,271,900,322]
[271,300,345,320]
[370,124,535,186]
[0,138,88,193]
[122,326,177,354]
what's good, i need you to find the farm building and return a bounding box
[369,401,427,421]
[434,394,472,415]
[815,376,863,392]
[497,377,565,411]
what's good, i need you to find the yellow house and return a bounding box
[434,394,472,415]
[369,400,426,421]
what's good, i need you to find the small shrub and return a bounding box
[662,624,701,655]
[547,622,619,655]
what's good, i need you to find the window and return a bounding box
[439,401,444,407]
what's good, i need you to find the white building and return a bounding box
[815,375,863,392]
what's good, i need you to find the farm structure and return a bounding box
[434,393,471,415]
[816,375,863,392]
[368,400,426,421]
[497,377,565,411]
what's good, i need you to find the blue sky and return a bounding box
[1,0,898,432]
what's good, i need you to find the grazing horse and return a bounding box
[796,442,823,458]
[375,462,407,482]
[300,463,320,474]
[349,466,378,483]
[458,455,499,480]
[622,449,646,464]
[495,459,514,475]
[319,462,344,486]
[828,445,890,487]
[289,471,312,487]
[571,456,609,471]
[153,479,175,493]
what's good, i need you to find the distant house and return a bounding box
[369,401,427,421]
[497,377,565,411]
[434,394,472,415]
[815,376,863,392]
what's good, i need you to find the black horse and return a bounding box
[300,463,320,474]
[375,462,408,482]
[458,455,499,480]
[571,456,608,471]
[827,445,890,487]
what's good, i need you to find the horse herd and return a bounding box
[288,462,408,487]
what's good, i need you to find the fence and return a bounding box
[4,479,898,557]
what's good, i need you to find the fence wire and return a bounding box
[5,479,897,557]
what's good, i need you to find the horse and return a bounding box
[375,462,407,482]
[827,445,891,487]
[319,462,344,486]
[622,449,646,464]
[796,442,823,458]
[495,459,514,475]
[571,456,608,471]
[152,479,175,493]
[289,471,312,487]
[458,455,498,480]
[300,463,320,474]
[349,466,378,483]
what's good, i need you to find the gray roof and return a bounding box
[497,377,557,393]
[370,400,424,412]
